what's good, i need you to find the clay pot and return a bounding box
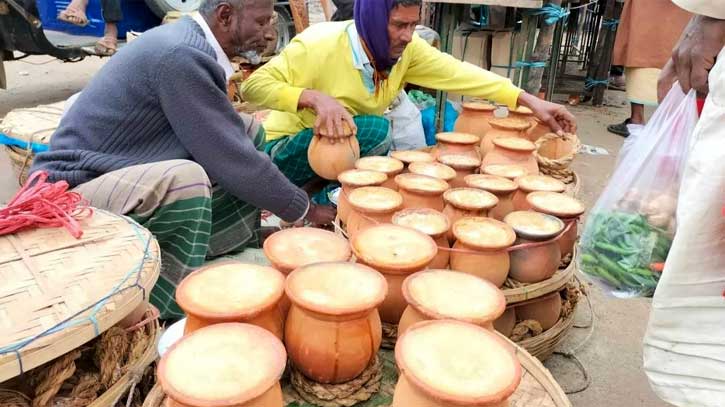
[176,262,285,340]
[392,320,521,407]
[481,117,530,156]
[494,307,516,338]
[394,173,450,212]
[285,262,386,384]
[346,186,403,239]
[442,188,499,242]
[464,174,518,221]
[435,132,481,159]
[336,169,388,224]
[454,101,497,138]
[516,291,563,331]
[527,118,552,142]
[482,137,539,176]
[449,217,516,287]
[437,154,482,188]
[355,156,405,190]
[398,269,506,335]
[482,164,527,181]
[308,134,360,180]
[393,208,451,270]
[158,323,286,407]
[351,224,438,324]
[512,175,566,211]
[503,211,564,284]
[508,106,536,138]
[408,161,457,186]
[391,150,436,171]
[527,191,586,259]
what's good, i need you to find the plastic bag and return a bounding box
[578,85,699,297]
[385,91,427,151]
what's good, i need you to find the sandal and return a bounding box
[58,7,89,27]
[607,118,631,138]
[94,37,118,56]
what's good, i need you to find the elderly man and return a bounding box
[31,0,334,320]
[242,0,576,190]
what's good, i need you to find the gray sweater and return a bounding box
[31,17,309,222]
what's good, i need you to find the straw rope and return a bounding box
[381,323,398,350]
[95,327,131,389]
[290,357,382,407]
[0,389,31,407]
[31,350,81,407]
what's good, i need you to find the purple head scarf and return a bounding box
[354,0,397,73]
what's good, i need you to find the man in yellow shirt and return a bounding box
[242,0,576,189]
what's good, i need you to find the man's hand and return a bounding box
[666,15,725,97]
[299,90,357,141]
[657,59,678,103]
[518,92,577,135]
[305,203,337,225]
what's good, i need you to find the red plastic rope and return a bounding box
[0,171,93,239]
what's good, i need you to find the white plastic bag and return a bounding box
[578,85,699,297]
[385,91,427,151]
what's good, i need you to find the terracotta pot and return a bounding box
[395,173,450,212]
[482,137,539,176]
[345,186,403,239]
[159,323,286,407]
[482,164,527,181]
[512,175,566,211]
[516,292,562,331]
[391,150,436,171]
[508,106,536,139]
[409,161,457,185]
[527,118,552,142]
[494,307,516,338]
[481,118,530,156]
[527,191,586,259]
[464,174,518,221]
[392,320,521,407]
[442,188,498,242]
[435,132,481,159]
[308,134,360,180]
[351,224,438,324]
[393,208,451,270]
[355,156,404,190]
[449,217,516,287]
[398,269,506,335]
[437,154,481,188]
[176,262,285,340]
[503,211,564,284]
[336,169,388,224]
[284,262,386,384]
[454,101,497,138]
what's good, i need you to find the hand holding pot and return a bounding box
[300,89,358,141]
[518,92,577,135]
[281,203,337,228]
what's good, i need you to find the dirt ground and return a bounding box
[1,52,673,406]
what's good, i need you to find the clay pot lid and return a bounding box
[462,101,496,112]
[351,224,438,273]
[394,173,450,195]
[158,323,286,407]
[403,270,506,324]
[337,169,388,187]
[491,137,536,152]
[263,228,351,274]
[176,262,284,320]
[435,132,480,145]
[489,117,531,131]
[503,211,565,240]
[452,217,516,250]
[396,320,522,405]
[391,150,436,165]
[285,262,387,316]
[464,174,518,194]
[347,186,403,214]
[437,154,481,170]
[408,161,457,182]
[443,188,499,211]
[392,208,451,238]
[482,164,527,180]
[516,175,566,193]
[355,156,404,175]
[511,106,534,116]
[527,191,586,218]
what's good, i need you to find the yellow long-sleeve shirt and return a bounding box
[242,21,523,141]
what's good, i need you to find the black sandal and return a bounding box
[607,118,631,138]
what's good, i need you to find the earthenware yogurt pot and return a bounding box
[345,186,404,239]
[158,323,287,407]
[355,156,405,190]
[435,132,481,160]
[515,291,563,331]
[464,174,518,221]
[391,150,436,172]
[393,208,451,269]
[442,188,499,242]
[394,173,450,211]
[392,320,522,407]
[503,211,564,284]
[454,101,497,138]
[482,137,539,175]
[398,270,506,335]
[527,117,552,142]
[176,262,285,340]
[351,224,438,324]
[449,217,516,287]
[508,106,535,131]
[527,191,586,259]
[481,117,531,156]
[409,161,457,185]
[308,132,360,180]
[482,164,527,181]
[284,262,386,384]
[437,154,482,188]
[512,175,566,211]
[336,169,388,223]
[493,307,517,338]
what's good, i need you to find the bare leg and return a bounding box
[630,103,646,125]
[95,22,118,56]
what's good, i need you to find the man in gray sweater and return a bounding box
[31,0,334,320]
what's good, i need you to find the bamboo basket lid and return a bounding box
[0,210,160,382]
[0,102,65,144]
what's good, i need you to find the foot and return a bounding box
[95,36,118,56]
[607,118,631,137]
[58,6,88,26]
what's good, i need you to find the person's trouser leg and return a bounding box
[100,0,122,22]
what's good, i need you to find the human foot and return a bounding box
[58,6,88,26]
[95,36,118,56]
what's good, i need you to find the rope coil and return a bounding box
[527,3,571,25]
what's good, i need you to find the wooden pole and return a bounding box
[524,0,562,95]
[588,0,622,106]
[289,0,310,33]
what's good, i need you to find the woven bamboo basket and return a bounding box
[0,209,161,382]
[502,248,577,305]
[534,133,581,185]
